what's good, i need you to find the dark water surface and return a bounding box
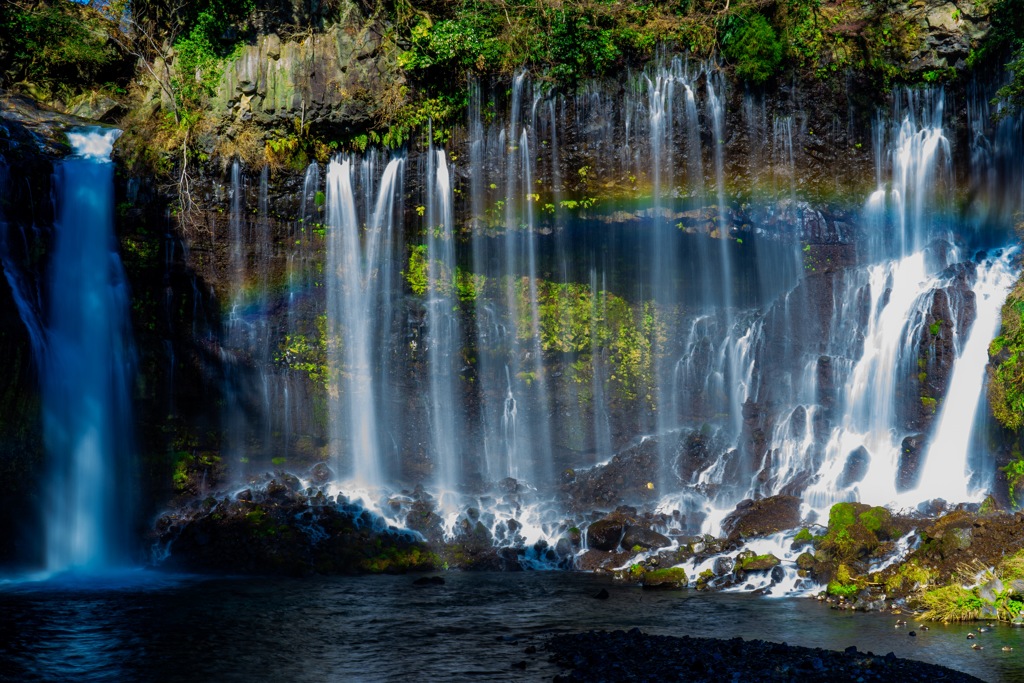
[1,571,1022,682]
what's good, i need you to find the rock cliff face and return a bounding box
[215,20,404,134]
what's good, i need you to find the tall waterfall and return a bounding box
[2,128,136,572]
[325,155,404,488]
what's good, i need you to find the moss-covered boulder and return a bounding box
[641,567,688,589]
[737,554,781,572]
[796,552,816,571]
[815,502,901,565]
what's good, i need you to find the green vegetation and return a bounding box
[882,560,933,594]
[359,546,439,573]
[967,0,1024,114]
[0,0,128,101]
[518,280,658,405]
[919,584,985,621]
[1001,451,1024,507]
[826,563,860,597]
[276,315,328,387]
[720,13,783,84]
[793,527,814,543]
[169,0,254,122]
[642,567,688,588]
[989,273,1024,431]
[738,553,781,571]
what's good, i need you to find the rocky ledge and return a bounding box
[152,471,439,576]
[546,629,984,682]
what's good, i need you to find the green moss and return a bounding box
[794,527,814,543]
[276,314,328,388]
[827,581,860,598]
[929,319,943,336]
[826,563,861,597]
[739,554,781,571]
[827,502,858,531]
[883,560,932,594]
[921,396,937,413]
[857,506,890,535]
[360,546,440,573]
[1002,456,1024,507]
[988,273,1024,431]
[642,567,688,588]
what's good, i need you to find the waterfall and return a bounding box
[325,156,403,488]
[426,149,463,493]
[24,128,135,572]
[913,250,1019,502]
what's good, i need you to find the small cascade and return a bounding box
[681,531,820,596]
[807,254,935,507]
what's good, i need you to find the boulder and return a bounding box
[897,435,925,492]
[737,554,781,572]
[622,526,671,551]
[837,446,870,488]
[586,519,625,551]
[721,495,801,539]
[641,567,688,589]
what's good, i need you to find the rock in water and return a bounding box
[413,576,445,586]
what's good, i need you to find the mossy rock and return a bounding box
[827,502,872,532]
[796,552,816,571]
[738,554,781,572]
[642,567,688,589]
[857,506,894,539]
[818,521,880,563]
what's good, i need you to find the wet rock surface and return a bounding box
[546,629,984,682]
[721,495,802,539]
[153,475,438,576]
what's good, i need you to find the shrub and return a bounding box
[720,13,783,84]
[0,0,125,98]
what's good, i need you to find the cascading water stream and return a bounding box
[325,156,404,489]
[427,148,463,494]
[911,249,1020,502]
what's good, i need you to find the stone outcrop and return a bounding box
[214,19,404,134]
